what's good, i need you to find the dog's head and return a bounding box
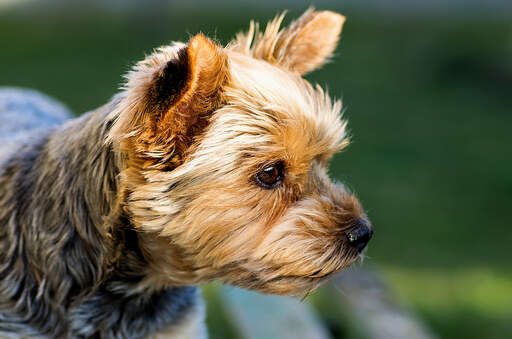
[108,9,372,295]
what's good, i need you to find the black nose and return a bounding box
[347,219,373,253]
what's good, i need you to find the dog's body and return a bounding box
[0,89,206,338]
[0,10,372,338]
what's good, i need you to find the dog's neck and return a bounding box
[0,97,170,298]
[46,100,176,289]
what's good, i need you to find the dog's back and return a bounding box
[0,88,71,164]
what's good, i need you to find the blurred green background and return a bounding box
[1,1,511,338]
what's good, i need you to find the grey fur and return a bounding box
[0,88,71,164]
[0,89,199,338]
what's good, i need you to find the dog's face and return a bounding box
[108,9,372,295]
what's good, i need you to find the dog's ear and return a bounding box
[229,8,345,75]
[108,34,229,169]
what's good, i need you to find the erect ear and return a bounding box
[229,8,345,75]
[108,34,229,169]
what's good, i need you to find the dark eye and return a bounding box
[255,162,284,189]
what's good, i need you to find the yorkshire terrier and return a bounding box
[0,9,372,338]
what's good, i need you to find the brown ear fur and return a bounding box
[108,34,229,169]
[230,8,345,75]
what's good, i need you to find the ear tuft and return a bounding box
[150,48,190,119]
[229,8,345,75]
[108,34,229,169]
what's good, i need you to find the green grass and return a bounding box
[1,5,511,339]
[383,267,512,339]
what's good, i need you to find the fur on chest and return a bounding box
[69,285,200,339]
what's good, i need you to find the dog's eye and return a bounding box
[255,162,284,189]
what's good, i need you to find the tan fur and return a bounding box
[104,9,369,296]
[108,34,229,171]
[229,8,345,75]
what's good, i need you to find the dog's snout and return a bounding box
[346,219,373,253]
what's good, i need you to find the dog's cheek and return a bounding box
[160,183,280,268]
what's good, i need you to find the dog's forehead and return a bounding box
[220,52,348,166]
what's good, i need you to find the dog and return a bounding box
[0,9,373,338]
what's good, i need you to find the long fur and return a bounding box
[0,9,371,338]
